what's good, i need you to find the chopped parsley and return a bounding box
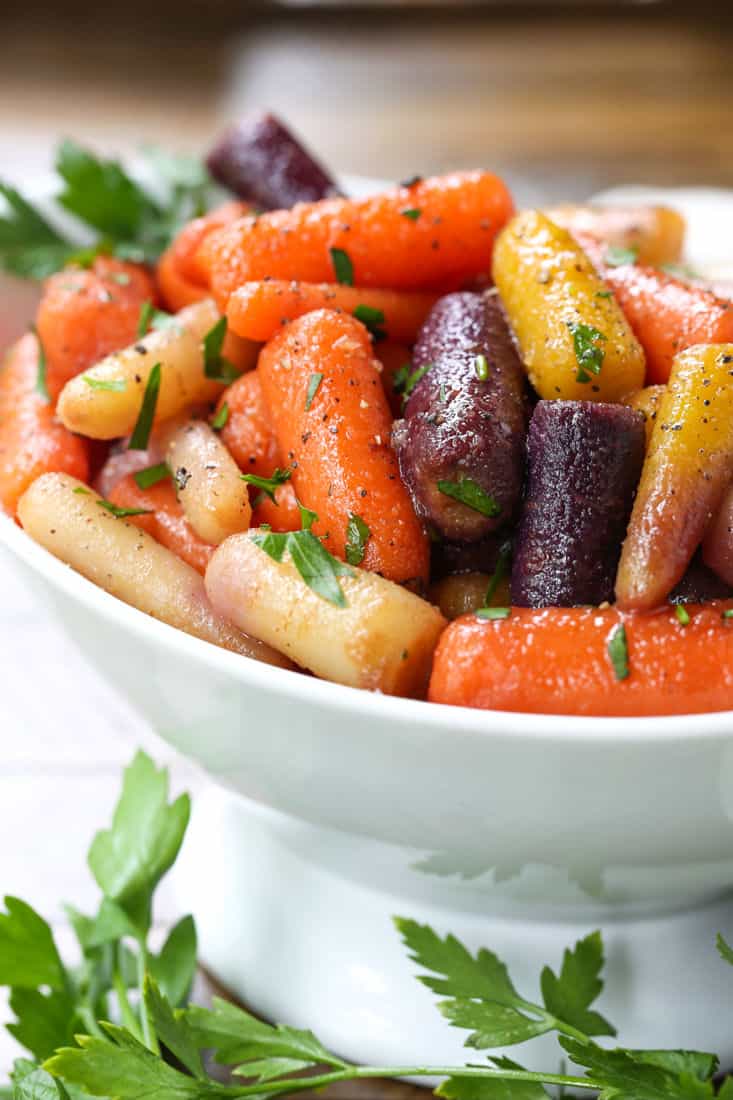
[475,606,511,621]
[137,301,176,338]
[474,353,490,382]
[437,476,501,518]
[568,322,606,384]
[675,604,691,626]
[345,513,371,566]
[723,609,733,621]
[605,245,639,267]
[134,463,171,490]
[98,499,153,519]
[203,316,241,384]
[72,486,90,495]
[241,467,292,504]
[400,208,422,221]
[483,539,512,606]
[210,401,230,431]
[305,372,323,410]
[83,375,127,392]
[250,502,354,607]
[353,304,387,340]
[595,290,613,299]
[128,363,161,451]
[31,325,49,402]
[607,623,629,681]
[392,361,433,404]
[330,247,354,286]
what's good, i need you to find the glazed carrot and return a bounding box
[0,334,90,516]
[216,370,281,477]
[199,172,515,308]
[258,310,429,584]
[602,262,733,384]
[429,603,733,717]
[35,257,155,400]
[227,281,438,344]
[616,344,733,611]
[620,384,666,449]
[376,341,412,417]
[107,473,214,575]
[250,481,301,532]
[157,201,249,311]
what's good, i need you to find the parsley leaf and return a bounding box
[0,183,74,279]
[438,1059,548,1100]
[251,505,354,607]
[717,932,733,965]
[437,477,501,518]
[607,623,630,682]
[210,402,229,431]
[128,363,161,451]
[475,607,510,621]
[6,989,79,1063]
[353,304,387,340]
[0,898,65,990]
[568,322,606,384]
[474,353,490,381]
[392,361,433,404]
[97,500,153,519]
[133,463,170,490]
[559,1036,699,1100]
[184,997,345,1070]
[148,915,197,1009]
[137,301,175,338]
[143,975,204,1079]
[305,372,323,410]
[675,604,690,626]
[241,467,292,504]
[330,247,354,286]
[11,1059,66,1100]
[400,208,422,221]
[605,245,639,267]
[483,539,512,607]
[203,318,241,384]
[395,918,552,1049]
[87,750,190,935]
[540,931,616,1037]
[56,140,161,242]
[345,513,371,566]
[83,376,127,393]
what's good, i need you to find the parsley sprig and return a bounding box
[2,750,733,1099]
[250,503,354,607]
[0,141,215,279]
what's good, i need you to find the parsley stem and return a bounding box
[228,1065,602,1095]
[76,1002,106,1041]
[137,941,160,1055]
[112,945,143,1043]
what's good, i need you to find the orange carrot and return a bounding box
[227,281,437,344]
[199,173,515,309]
[602,262,733,385]
[217,371,281,477]
[429,603,733,717]
[376,341,412,417]
[156,201,249,311]
[107,473,214,575]
[0,334,90,516]
[35,257,156,400]
[250,481,301,532]
[258,310,429,584]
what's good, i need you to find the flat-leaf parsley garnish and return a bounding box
[241,467,292,505]
[568,322,606,384]
[83,376,127,392]
[605,245,638,267]
[251,503,353,607]
[437,476,501,518]
[305,372,323,410]
[353,304,387,341]
[203,317,241,384]
[345,513,371,566]
[98,499,153,519]
[134,463,171,490]
[330,247,354,286]
[210,401,230,431]
[393,361,433,405]
[128,363,161,451]
[607,622,629,681]
[475,606,511,620]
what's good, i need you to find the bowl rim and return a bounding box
[4,509,733,744]
[4,173,733,746]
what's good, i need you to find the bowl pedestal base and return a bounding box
[175,785,733,1076]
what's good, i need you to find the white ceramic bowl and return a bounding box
[3,179,733,1071]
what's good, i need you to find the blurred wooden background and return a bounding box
[1,3,732,203]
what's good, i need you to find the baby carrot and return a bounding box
[199,172,515,308]
[615,344,733,611]
[35,257,155,400]
[429,602,733,717]
[227,281,438,344]
[0,334,90,516]
[216,370,282,477]
[258,309,430,584]
[157,201,250,311]
[603,262,733,384]
[107,473,214,575]
[250,481,301,532]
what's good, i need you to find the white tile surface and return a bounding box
[0,562,200,1074]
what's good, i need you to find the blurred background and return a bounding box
[1,0,732,203]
